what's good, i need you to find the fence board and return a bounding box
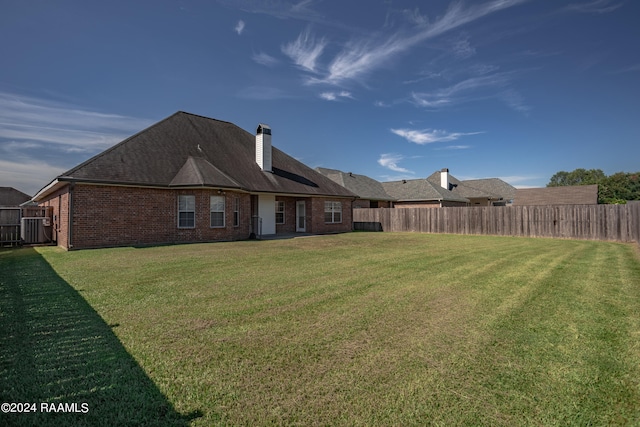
[353,205,640,244]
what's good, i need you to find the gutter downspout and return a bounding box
[68,182,75,250]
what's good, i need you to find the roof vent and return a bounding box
[256,124,272,172]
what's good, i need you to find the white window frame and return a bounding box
[178,195,195,228]
[210,195,225,228]
[275,201,285,224]
[233,197,240,227]
[324,201,342,224]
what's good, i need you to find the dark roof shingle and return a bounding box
[315,167,395,201]
[43,112,355,198]
[514,185,598,205]
[0,187,31,206]
[381,178,469,203]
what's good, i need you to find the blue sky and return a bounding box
[1,0,639,195]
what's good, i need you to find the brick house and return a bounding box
[33,112,356,249]
[382,168,516,208]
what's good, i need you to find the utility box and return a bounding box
[21,217,52,244]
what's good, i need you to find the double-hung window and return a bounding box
[324,201,342,223]
[275,201,285,224]
[233,197,240,227]
[210,195,225,228]
[178,195,195,228]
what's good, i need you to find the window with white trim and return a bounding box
[210,195,225,228]
[275,201,285,224]
[233,197,240,227]
[178,195,195,228]
[324,201,342,223]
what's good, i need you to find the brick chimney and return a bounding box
[440,168,449,190]
[256,124,272,172]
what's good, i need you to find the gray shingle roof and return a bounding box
[381,178,470,203]
[424,171,516,201]
[0,187,31,206]
[514,185,598,205]
[461,178,517,201]
[47,112,355,198]
[315,167,395,201]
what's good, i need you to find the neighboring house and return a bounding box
[315,167,395,208]
[425,169,516,206]
[32,112,356,249]
[0,187,31,207]
[381,168,516,208]
[382,174,469,208]
[513,185,598,206]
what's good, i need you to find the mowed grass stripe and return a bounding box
[2,233,637,426]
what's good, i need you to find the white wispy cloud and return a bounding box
[319,91,353,101]
[378,153,414,173]
[451,34,476,59]
[391,128,483,145]
[411,71,515,109]
[435,145,471,150]
[500,89,531,113]
[235,20,246,35]
[236,86,292,100]
[0,92,152,194]
[564,0,623,14]
[310,0,527,85]
[313,33,412,85]
[0,159,65,196]
[252,52,279,67]
[612,63,640,74]
[0,92,151,152]
[281,27,327,72]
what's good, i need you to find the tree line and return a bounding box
[547,168,640,204]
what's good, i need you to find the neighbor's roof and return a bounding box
[425,171,515,201]
[34,112,355,200]
[513,185,599,206]
[0,187,31,206]
[458,178,517,201]
[315,167,395,201]
[381,178,470,203]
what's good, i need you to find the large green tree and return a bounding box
[547,168,606,187]
[547,168,640,204]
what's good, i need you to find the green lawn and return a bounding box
[1,233,640,426]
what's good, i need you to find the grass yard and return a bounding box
[1,233,640,426]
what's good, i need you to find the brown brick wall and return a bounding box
[39,186,70,248]
[42,184,252,249]
[310,197,353,234]
[275,196,298,234]
[39,184,352,249]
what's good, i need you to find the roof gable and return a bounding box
[169,156,241,188]
[0,187,31,206]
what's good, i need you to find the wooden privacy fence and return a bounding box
[0,208,21,247]
[353,204,640,244]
